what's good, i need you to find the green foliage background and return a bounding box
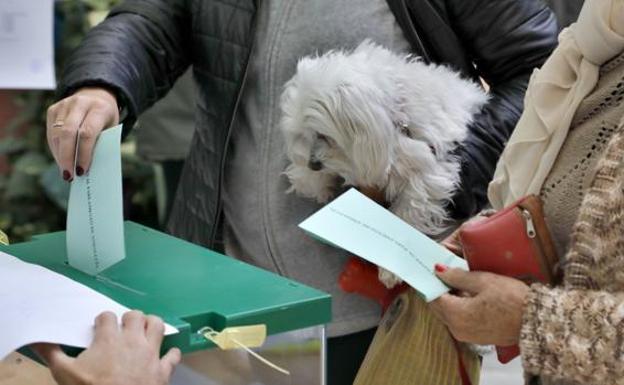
[0,0,157,242]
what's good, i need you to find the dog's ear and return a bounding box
[335,84,393,187]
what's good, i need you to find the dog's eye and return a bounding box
[317,134,332,145]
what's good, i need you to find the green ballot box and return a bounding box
[1,221,332,385]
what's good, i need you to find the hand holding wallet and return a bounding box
[458,195,558,363]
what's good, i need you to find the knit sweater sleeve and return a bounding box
[520,285,624,383]
[519,128,624,384]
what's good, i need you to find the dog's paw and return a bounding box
[467,343,495,357]
[378,267,403,289]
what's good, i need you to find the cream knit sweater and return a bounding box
[541,51,624,257]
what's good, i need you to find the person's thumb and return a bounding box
[160,348,182,379]
[31,343,74,372]
[434,265,485,294]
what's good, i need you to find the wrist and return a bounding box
[511,281,532,344]
[76,86,123,123]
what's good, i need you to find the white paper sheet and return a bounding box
[0,251,177,360]
[0,0,56,89]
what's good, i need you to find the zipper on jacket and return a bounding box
[209,5,260,247]
[256,1,294,276]
[522,209,536,239]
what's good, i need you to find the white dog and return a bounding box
[280,41,487,287]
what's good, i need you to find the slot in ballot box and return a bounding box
[1,221,332,385]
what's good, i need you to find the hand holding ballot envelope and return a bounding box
[301,190,483,385]
[46,87,120,181]
[301,189,530,347]
[431,266,530,347]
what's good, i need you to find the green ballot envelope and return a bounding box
[300,188,468,302]
[0,222,331,354]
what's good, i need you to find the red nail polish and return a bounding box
[62,170,71,181]
[435,264,448,273]
[76,166,84,176]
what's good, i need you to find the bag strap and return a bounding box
[452,337,472,385]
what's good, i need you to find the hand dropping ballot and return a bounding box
[0,124,181,359]
[299,188,468,301]
[67,125,125,275]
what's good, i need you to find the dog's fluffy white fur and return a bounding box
[280,41,487,287]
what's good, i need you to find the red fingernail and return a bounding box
[435,264,448,273]
[76,166,84,176]
[62,170,71,181]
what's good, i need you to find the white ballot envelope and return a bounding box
[0,251,177,360]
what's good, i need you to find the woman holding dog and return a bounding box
[425,1,624,384]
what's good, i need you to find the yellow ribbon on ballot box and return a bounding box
[198,325,291,376]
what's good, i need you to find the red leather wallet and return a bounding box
[458,195,558,363]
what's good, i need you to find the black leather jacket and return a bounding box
[58,0,558,247]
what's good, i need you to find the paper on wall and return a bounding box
[66,125,125,275]
[299,188,468,302]
[0,0,55,89]
[0,251,177,360]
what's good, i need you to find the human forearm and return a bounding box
[51,0,191,179]
[521,285,624,383]
[58,0,192,122]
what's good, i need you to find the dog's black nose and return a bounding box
[308,160,324,171]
